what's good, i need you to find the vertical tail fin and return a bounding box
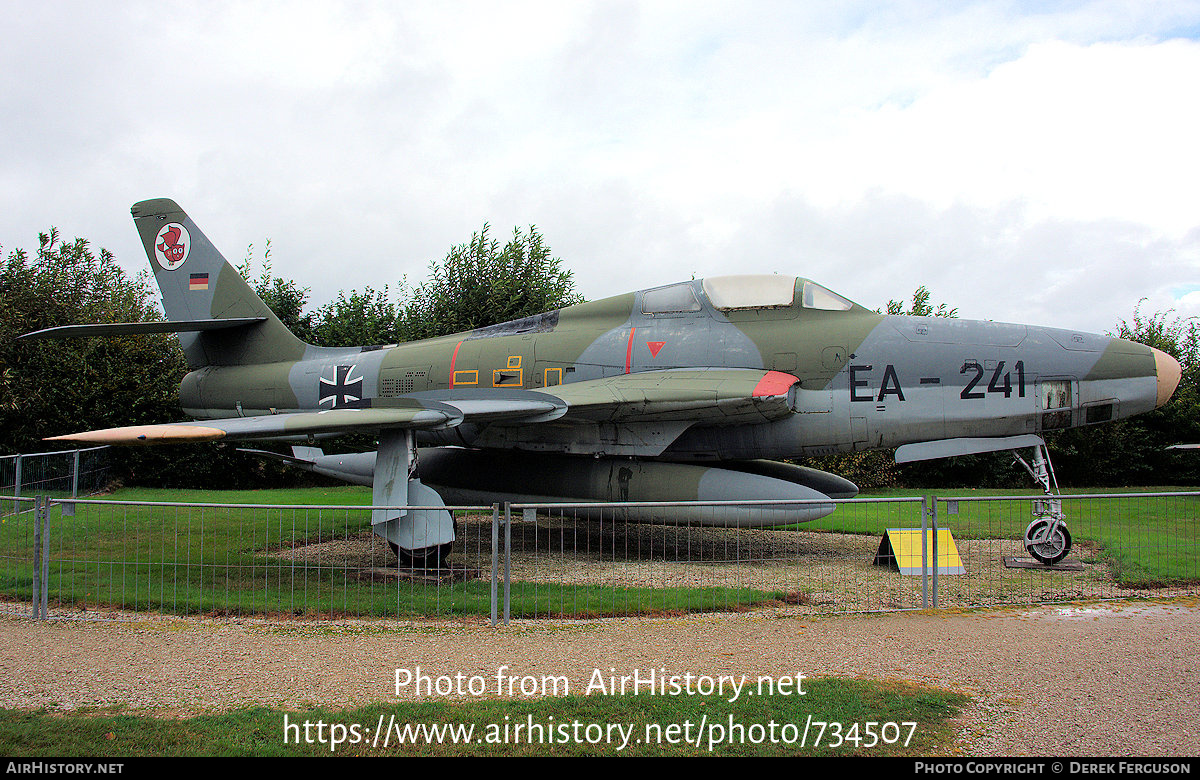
[132,199,308,368]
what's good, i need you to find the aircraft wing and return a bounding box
[44,407,462,445]
[45,369,797,445]
[534,368,799,424]
[44,399,560,446]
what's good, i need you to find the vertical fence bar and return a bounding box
[40,496,49,619]
[490,504,499,627]
[503,503,512,625]
[931,498,939,608]
[30,496,42,619]
[13,456,22,502]
[921,496,929,609]
[71,451,81,498]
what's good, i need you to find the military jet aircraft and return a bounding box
[24,199,1182,566]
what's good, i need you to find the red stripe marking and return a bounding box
[752,370,800,397]
[449,340,463,387]
[625,327,636,374]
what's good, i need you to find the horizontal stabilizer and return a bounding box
[895,435,1046,464]
[236,447,317,467]
[19,318,266,341]
[238,447,374,486]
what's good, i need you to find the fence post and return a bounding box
[71,450,81,498]
[931,497,940,608]
[39,497,49,620]
[61,450,81,518]
[921,496,929,609]
[31,495,41,619]
[490,504,499,627]
[13,455,21,501]
[504,504,512,626]
[30,496,49,620]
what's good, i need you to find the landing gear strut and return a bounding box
[1014,443,1071,564]
[372,429,457,570]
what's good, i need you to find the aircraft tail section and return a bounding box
[131,198,308,368]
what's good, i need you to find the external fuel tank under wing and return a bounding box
[239,445,858,525]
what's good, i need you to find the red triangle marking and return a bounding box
[647,341,666,358]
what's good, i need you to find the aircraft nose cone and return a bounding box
[1153,347,1182,408]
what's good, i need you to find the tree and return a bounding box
[310,286,401,347]
[1049,303,1200,486]
[237,241,315,342]
[0,230,184,455]
[884,285,958,318]
[0,231,315,488]
[240,225,583,347]
[400,223,584,341]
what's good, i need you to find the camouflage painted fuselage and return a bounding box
[176,275,1172,462]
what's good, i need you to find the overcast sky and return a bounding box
[3,1,1198,335]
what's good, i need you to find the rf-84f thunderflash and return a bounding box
[25,199,1182,566]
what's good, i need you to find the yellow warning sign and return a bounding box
[873,528,965,575]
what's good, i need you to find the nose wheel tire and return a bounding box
[1024,518,1072,565]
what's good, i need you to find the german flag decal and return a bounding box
[189,273,209,291]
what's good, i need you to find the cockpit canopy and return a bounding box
[640,275,856,315]
[702,275,796,310]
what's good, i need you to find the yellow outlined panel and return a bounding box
[544,367,563,387]
[453,370,479,386]
[493,369,523,387]
[507,355,522,369]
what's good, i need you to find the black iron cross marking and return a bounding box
[319,364,364,408]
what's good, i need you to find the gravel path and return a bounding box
[2,599,1197,756]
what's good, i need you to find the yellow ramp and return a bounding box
[872,528,965,575]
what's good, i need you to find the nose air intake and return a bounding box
[1153,348,1182,408]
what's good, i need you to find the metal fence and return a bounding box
[0,447,110,510]
[2,491,1197,624]
[930,492,1200,606]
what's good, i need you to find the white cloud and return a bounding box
[808,39,1200,235]
[1,0,1198,337]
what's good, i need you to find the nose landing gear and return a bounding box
[1014,443,1071,565]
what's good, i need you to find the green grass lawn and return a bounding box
[1,485,1195,618]
[0,678,967,757]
